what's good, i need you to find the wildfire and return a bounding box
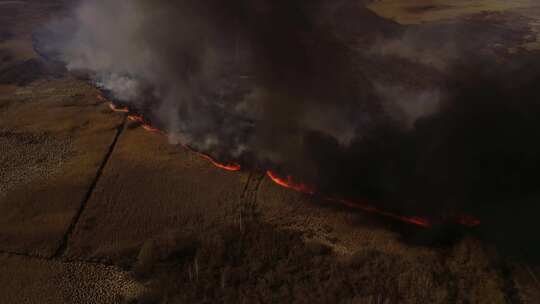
[126,114,161,133]
[456,214,482,227]
[267,170,431,227]
[198,153,242,171]
[108,102,129,113]
[97,95,129,113]
[127,114,144,123]
[266,171,315,194]
[142,124,161,133]
[108,100,480,228]
[266,170,480,228]
[109,103,241,171]
[331,198,432,228]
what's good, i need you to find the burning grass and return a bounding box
[267,170,480,229]
[104,98,242,172]
[102,97,480,229]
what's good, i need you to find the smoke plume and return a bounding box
[37,0,540,252]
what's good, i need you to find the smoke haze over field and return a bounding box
[38,0,540,231]
[44,0,402,169]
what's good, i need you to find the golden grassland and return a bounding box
[367,0,540,49]
[367,0,539,24]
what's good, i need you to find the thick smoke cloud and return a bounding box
[42,0,401,174]
[46,1,385,160]
[39,0,540,253]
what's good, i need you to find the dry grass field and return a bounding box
[367,0,540,50]
[0,1,539,303]
[368,0,540,24]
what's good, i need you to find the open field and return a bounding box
[367,0,540,50]
[368,0,540,24]
[1,1,540,303]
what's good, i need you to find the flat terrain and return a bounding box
[0,253,144,304]
[0,1,540,303]
[368,0,540,24]
[368,0,540,50]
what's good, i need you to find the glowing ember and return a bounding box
[128,114,144,123]
[331,198,432,228]
[456,215,482,227]
[108,102,129,113]
[111,106,241,171]
[266,171,315,194]
[141,124,162,133]
[110,102,479,228]
[198,153,242,171]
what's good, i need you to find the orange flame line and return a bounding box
[266,171,427,226]
[111,103,241,171]
[329,197,431,228]
[141,124,162,133]
[127,114,144,123]
[109,101,479,227]
[108,102,129,113]
[266,171,315,194]
[266,170,480,228]
[198,153,242,171]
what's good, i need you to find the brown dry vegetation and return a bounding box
[368,0,540,25]
[0,1,539,303]
[131,221,511,304]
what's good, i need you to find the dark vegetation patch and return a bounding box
[125,221,508,304]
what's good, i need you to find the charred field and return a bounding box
[1,0,540,303]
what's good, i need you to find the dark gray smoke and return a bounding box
[38,0,410,163]
[38,0,540,255]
